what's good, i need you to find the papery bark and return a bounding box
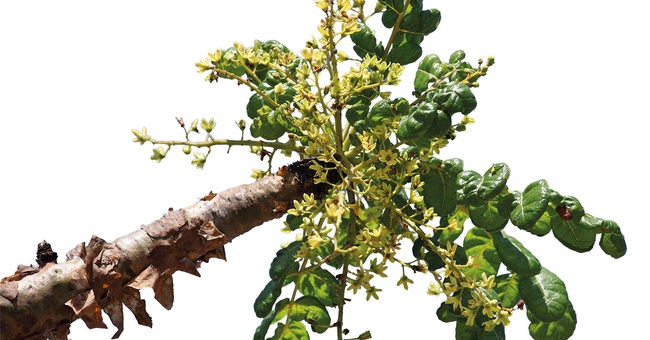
[0,160,325,340]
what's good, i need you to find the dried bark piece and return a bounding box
[65,290,107,329]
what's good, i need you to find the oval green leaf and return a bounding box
[492,232,541,276]
[469,197,508,232]
[551,214,597,252]
[477,163,510,202]
[457,170,481,206]
[297,267,339,307]
[270,320,307,340]
[599,232,627,259]
[527,300,577,340]
[519,267,568,322]
[510,180,551,230]
[271,296,331,334]
[494,273,521,308]
[462,227,500,278]
[527,205,553,236]
[269,241,302,281]
[422,158,464,215]
[254,280,283,318]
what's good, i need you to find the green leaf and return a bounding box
[381,1,440,62]
[422,158,464,215]
[396,100,452,145]
[436,301,463,323]
[556,195,585,221]
[297,267,339,307]
[429,83,477,115]
[272,296,331,334]
[527,300,577,340]
[438,207,469,245]
[269,241,302,281]
[510,180,551,230]
[270,321,308,340]
[345,95,371,130]
[551,214,597,252]
[284,214,303,231]
[314,241,344,269]
[367,98,408,127]
[386,37,422,65]
[492,232,541,276]
[380,0,404,28]
[455,321,505,340]
[469,193,509,232]
[494,273,520,308]
[477,163,510,202]
[462,227,500,278]
[250,110,289,140]
[401,6,441,36]
[527,205,554,236]
[449,50,466,64]
[519,267,568,322]
[212,46,246,78]
[414,54,442,93]
[254,307,277,340]
[351,23,379,59]
[599,232,627,259]
[245,83,296,140]
[457,170,482,206]
[254,280,283,318]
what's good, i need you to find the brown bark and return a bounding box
[0,160,327,340]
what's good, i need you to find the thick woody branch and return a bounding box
[0,159,330,340]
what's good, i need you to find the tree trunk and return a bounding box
[0,160,325,340]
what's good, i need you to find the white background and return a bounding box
[1,1,648,339]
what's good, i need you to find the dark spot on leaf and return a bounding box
[556,205,573,220]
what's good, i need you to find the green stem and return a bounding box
[148,137,305,154]
[337,190,357,340]
[325,3,343,154]
[382,0,411,61]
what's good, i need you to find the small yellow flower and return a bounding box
[208,50,221,63]
[369,258,388,278]
[397,275,414,290]
[427,282,442,296]
[445,294,462,311]
[365,286,382,301]
[378,149,398,166]
[461,308,478,326]
[307,231,327,249]
[315,0,329,10]
[360,131,376,151]
[195,59,212,73]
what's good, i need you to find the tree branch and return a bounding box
[0,159,328,340]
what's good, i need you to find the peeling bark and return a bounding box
[0,160,326,340]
